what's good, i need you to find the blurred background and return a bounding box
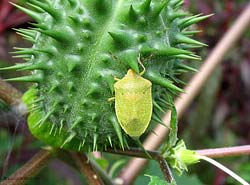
[0,0,249,184]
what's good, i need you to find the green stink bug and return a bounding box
[112,63,152,137]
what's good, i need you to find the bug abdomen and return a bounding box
[114,74,152,137]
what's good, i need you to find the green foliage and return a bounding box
[145,174,175,185]
[226,162,250,184]
[174,172,204,185]
[2,0,207,152]
[136,160,203,185]
[108,159,126,178]
[135,160,164,184]
[163,140,200,175]
[94,158,109,172]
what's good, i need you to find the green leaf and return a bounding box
[135,160,164,185]
[145,174,176,185]
[108,159,126,177]
[168,99,178,147]
[94,158,109,171]
[162,95,178,152]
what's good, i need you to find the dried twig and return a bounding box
[0,79,22,105]
[119,4,250,184]
[70,152,104,185]
[90,158,116,185]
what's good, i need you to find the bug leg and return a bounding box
[108,97,115,102]
[114,76,120,81]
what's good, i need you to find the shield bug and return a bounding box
[111,59,153,137]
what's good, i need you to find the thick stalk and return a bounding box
[70,152,104,185]
[90,158,116,185]
[196,145,250,158]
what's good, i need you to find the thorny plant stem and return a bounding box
[108,145,250,184]
[119,4,250,184]
[90,158,116,185]
[156,157,176,184]
[0,78,22,105]
[70,152,104,185]
[0,148,53,185]
[1,145,250,185]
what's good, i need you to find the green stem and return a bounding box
[199,155,249,185]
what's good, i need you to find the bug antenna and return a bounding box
[138,53,146,76]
